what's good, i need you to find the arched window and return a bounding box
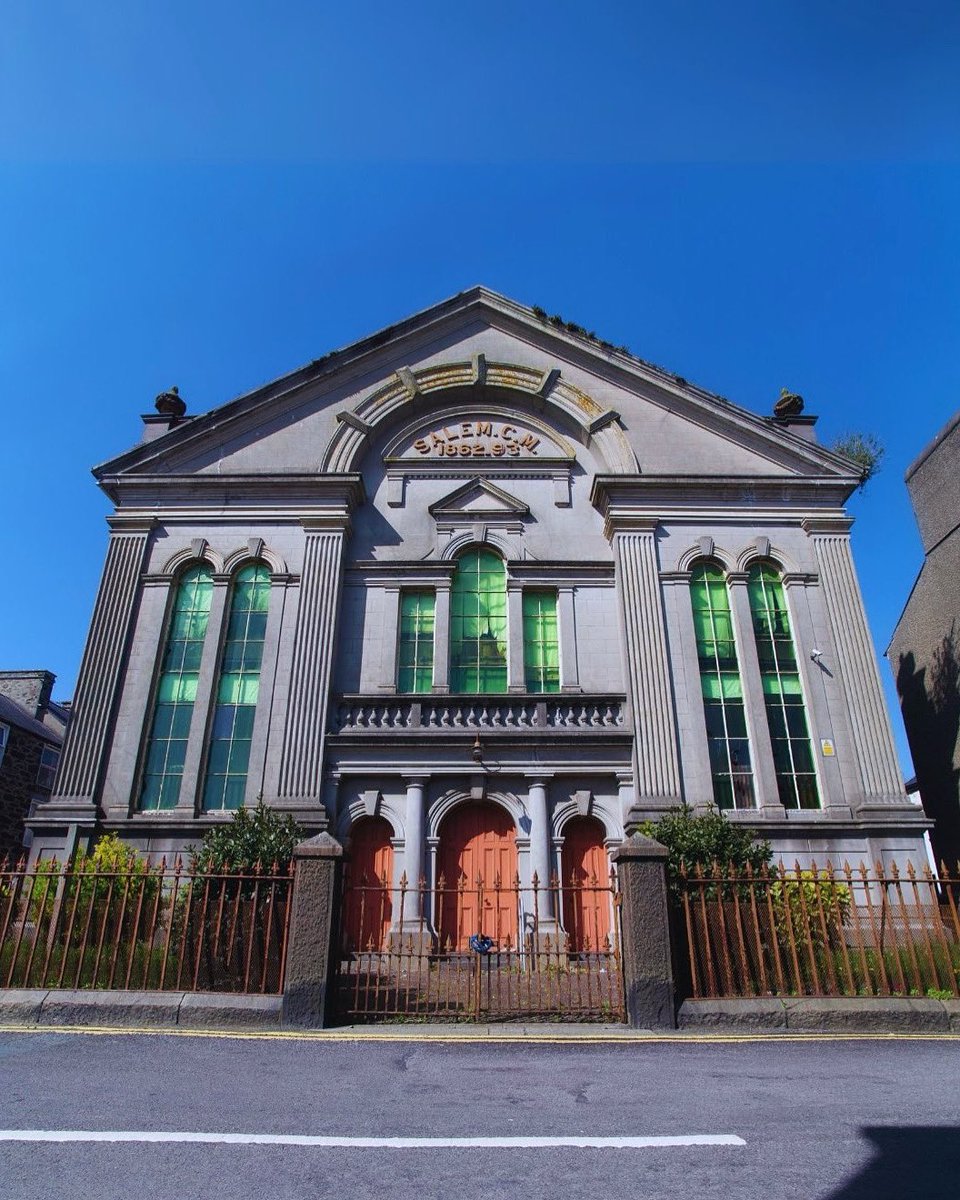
[139,565,214,811]
[747,563,820,810]
[202,563,271,811]
[690,563,754,809]
[450,549,508,693]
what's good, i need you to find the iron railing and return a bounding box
[335,870,624,1022]
[677,860,960,1000]
[0,857,292,994]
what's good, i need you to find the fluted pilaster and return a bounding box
[277,525,346,801]
[613,526,682,805]
[805,518,903,803]
[54,519,154,806]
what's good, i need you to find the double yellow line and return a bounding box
[1,1024,958,1044]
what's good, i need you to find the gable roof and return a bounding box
[94,286,858,483]
[0,695,63,745]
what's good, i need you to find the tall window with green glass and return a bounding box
[523,591,560,693]
[202,564,271,811]
[140,565,214,811]
[450,549,508,693]
[689,564,754,809]
[748,563,820,809]
[397,590,435,693]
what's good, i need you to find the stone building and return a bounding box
[0,670,67,858]
[27,288,927,889]
[888,410,960,867]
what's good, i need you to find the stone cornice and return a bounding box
[591,474,858,516]
[98,473,365,511]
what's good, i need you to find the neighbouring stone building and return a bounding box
[27,288,928,895]
[889,410,960,867]
[0,671,67,858]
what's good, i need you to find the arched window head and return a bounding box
[747,562,820,810]
[140,565,214,811]
[202,563,271,811]
[689,562,754,810]
[450,549,508,693]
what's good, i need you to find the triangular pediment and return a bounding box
[92,286,861,501]
[429,479,530,519]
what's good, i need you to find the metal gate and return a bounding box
[333,871,625,1023]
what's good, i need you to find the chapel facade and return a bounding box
[28,288,928,887]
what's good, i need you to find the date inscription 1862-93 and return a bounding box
[413,420,541,458]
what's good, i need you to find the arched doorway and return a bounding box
[561,816,612,952]
[343,816,394,953]
[437,802,518,950]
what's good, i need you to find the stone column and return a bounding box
[527,775,557,923]
[558,586,580,691]
[282,833,344,1028]
[403,775,427,902]
[803,518,905,808]
[727,573,785,818]
[610,833,675,1029]
[49,517,155,825]
[611,522,683,818]
[377,587,400,691]
[507,582,525,692]
[432,583,451,692]
[276,520,348,822]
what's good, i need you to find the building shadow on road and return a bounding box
[828,1127,960,1199]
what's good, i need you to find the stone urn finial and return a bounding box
[155,386,186,417]
[774,387,804,419]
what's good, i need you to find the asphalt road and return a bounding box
[0,1029,958,1200]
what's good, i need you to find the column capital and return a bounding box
[802,516,854,537]
[105,514,158,534]
[402,774,430,788]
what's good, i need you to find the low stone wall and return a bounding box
[0,989,282,1030]
[679,996,960,1033]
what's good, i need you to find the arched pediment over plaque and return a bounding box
[319,358,638,475]
[383,406,576,465]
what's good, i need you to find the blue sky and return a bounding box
[2,2,959,773]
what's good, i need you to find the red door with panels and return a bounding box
[344,816,394,952]
[561,816,612,952]
[437,803,518,950]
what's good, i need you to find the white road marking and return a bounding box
[0,1130,745,1149]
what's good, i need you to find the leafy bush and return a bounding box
[770,870,851,951]
[189,803,304,874]
[639,806,773,891]
[28,834,158,922]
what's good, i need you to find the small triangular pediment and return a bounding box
[428,479,530,519]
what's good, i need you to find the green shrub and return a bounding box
[770,870,851,951]
[639,806,773,894]
[189,803,304,874]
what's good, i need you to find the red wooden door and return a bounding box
[344,817,394,952]
[437,803,518,951]
[561,817,611,952]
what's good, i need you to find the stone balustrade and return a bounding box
[331,695,627,734]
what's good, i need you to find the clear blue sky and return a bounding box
[2,2,958,775]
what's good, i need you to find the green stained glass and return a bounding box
[397,591,435,693]
[450,550,508,693]
[523,591,560,693]
[689,563,755,810]
[748,563,820,810]
[139,565,214,811]
[202,564,271,812]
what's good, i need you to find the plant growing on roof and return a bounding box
[831,432,884,490]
